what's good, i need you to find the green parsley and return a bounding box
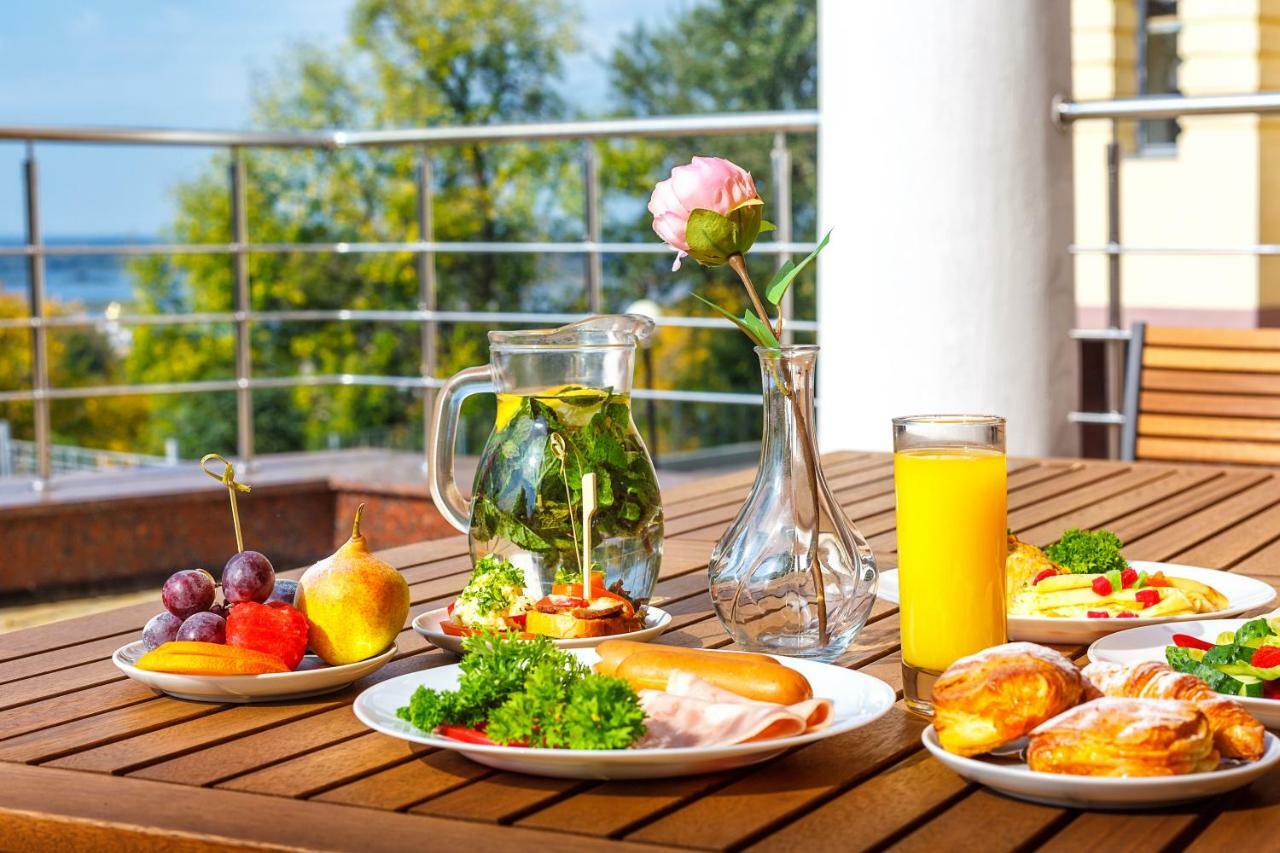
[1044,528,1128,575]
[458,555,525,614]
[395,633,647,750]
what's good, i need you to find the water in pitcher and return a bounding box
[467,384,664,605]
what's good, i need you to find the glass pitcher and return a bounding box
[429,315,664,605]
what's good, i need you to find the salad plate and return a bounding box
[353,647,896,779]
[112,640,397,703]
[922,725,1280,808]
[877,562,1275,644]
[1089,617,1280,728]
[412,605,672,655]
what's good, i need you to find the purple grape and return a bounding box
[142,612,182,650]
[176,611,226,644]
[208,602,230,619]
[162,569,216,619]
[266,578,299,606]
[222,550,275,603]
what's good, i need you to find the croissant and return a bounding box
[1082,660,1264,761]
[932,642,1088,756]
[1028,697,1219,776]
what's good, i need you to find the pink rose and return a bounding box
[648,156,760,269]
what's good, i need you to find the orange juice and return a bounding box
[894,447,1007,674]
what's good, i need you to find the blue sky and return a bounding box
[0,1,685,236]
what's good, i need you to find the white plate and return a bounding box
[1088,618,1280,729]
[412,605,672,655]
[877,562,1275,644]
[112,641,398,703]
[353,648,896,780]
[922,725,1280,808]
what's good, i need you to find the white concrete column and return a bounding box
[816,0,1077,457]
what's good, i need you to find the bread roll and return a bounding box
[594,640,780,677]
[600,644,810,705]
[932,642,1089,756]
[1027,697,1219,776]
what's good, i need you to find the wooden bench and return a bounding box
[1122,323,1280,464]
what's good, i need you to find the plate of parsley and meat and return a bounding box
[877,528,1275,643]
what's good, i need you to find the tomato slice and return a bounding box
[439,619,471,637]
[511,612,527,630]
[437,725,498,746]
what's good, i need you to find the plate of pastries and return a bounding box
[922,642,1280,808]
[879,528,1274,644]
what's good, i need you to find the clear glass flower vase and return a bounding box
[708,345,878,661]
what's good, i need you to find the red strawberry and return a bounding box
[226,601,309,670]
[1092,576,1113,596]
[1120,568,1138,589]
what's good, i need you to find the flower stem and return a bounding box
[727,254,776,341]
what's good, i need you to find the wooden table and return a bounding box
[4,451,1280,851]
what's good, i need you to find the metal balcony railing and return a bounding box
[0,111,820,489]
[1055,91,1280,458]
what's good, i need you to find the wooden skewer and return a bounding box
[581,472,596,604]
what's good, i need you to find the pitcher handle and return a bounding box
[429,365,495,533]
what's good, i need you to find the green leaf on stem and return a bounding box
[692,292,781,349]
[684,209,737,266]
[758,219,776,234]
[764,229,831,306]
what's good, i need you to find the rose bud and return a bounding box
[648,156,769,269]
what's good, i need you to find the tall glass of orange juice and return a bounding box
[893,415,1007,716]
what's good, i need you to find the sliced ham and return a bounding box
[636,671,834,749]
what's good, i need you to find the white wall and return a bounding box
[816,1,1077,457]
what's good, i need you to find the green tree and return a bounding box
[0,293,149,453]
[125,0,581,457]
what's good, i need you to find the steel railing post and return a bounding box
[22,143,51,490]
[583,141,603,313]
[416,145,438,470]
[230,147,254,468]
[1104,125,1123,459]
[771,133,794,345]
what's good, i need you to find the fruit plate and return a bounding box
[1088,618,1280,729]
[876,562,1275,644]
[112,641,398,703]
[412,605,672,655]
[922,725,1280,808]
[353,647,896,780]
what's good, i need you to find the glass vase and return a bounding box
[708,345,878,661]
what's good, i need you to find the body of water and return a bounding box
[0,236,145,311]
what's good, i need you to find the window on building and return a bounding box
[1138,0,1181,152]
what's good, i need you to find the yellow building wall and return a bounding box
[1072,0,1278,327]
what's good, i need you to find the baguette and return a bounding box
[594,639,782,677]
[601,645,812,705]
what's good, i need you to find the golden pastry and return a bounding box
[1083,660,1264,761]
[932,642,1088,757]
[1027,697,1219,776]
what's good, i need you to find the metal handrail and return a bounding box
[0,110,819,148]
[2,112,818,488]
[0,309,820,332]
[1056,91,1280,123]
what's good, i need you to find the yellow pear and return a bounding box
[296,504,409,665]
